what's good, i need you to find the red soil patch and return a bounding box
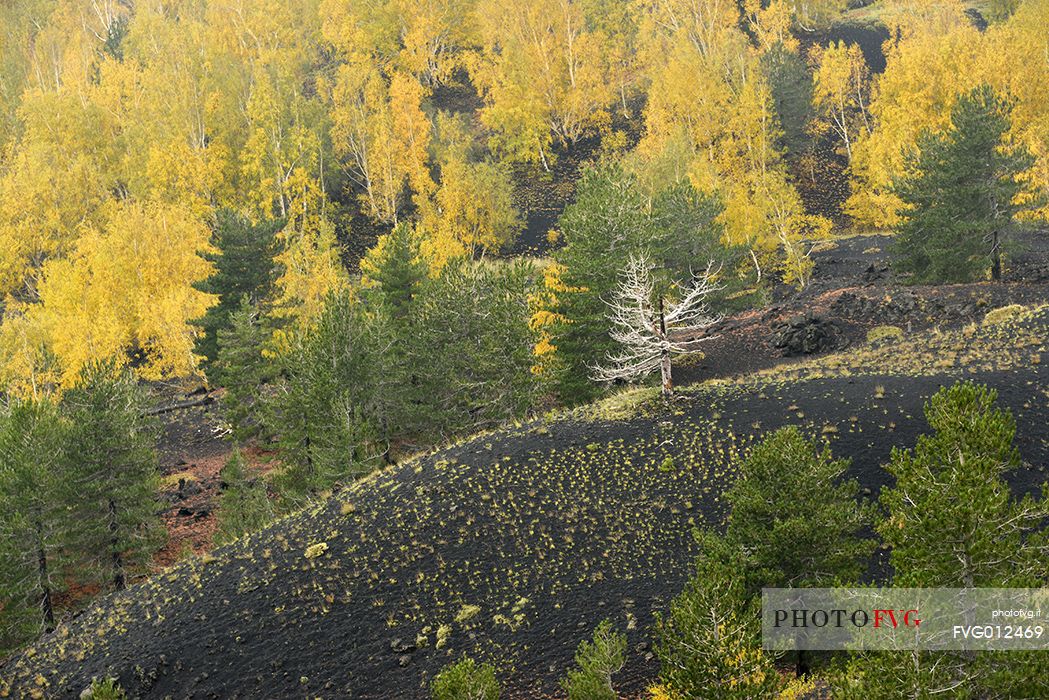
[152,445,281,569]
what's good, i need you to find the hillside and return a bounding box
[4,293,1049,698]
[2,3,1049,696]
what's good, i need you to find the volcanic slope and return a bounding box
[4,307,1049,699]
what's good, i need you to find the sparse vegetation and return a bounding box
[83,677,126,700]
[983,303,1027,325]
[866,325,903,344]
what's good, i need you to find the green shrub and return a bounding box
[589,386,660,421]
[84,677,126,700]
[431,658,499,700]
[866,325,903,344]
[982,304,1026,326]
[561,619,626,700]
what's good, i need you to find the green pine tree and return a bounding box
[655,540,781,699]
[893,84,1034,283]
[214,447,274,545]
[361,221,428,322]
[406,259,539,438]
[0,397,69,652]
[193,209,282,369]
[879,381,1046,587]
[560,620,626,700]
[61,362,164,591]
[836,382,1049,700]
[359,222,429,447]
[718,425,875,676]
[214,295,273,441]
[265,292,383,506]
[724,425,876,594]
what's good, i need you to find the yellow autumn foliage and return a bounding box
[0,200,216,392]
[273,217,350,325]
[847,0,1049,227]
[633,0,828,283]
[469,0,614,166]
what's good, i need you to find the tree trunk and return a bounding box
[796,649,810,677]
[35,522,54,631]
[108,499,125,591]
[380,416,393,465]
[991,230,1002,282]
[658,298,673,397]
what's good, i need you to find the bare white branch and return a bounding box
[591,253,722,394]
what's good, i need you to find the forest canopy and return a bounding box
[0,0,1046,394]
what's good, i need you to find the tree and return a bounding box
[328,61,433,224]
[845,5,982,227]
[724,425,875,594]
[544,164,732,402]
[61,362,164,591]
[192,209,282,370]
[893,84,1034,283]
[811,41,872,162]
[16,199,216,387]
[721,425,875,676]
[837,382,1049,700]
[238,60,328,223]
[406,260,540,438]
[214,448,274,545]
[655,542,781,699]
[0,90,120,298]
[359,222,429,321]
[632,0,827,278]
[560,620,626,700]
[469,0,613,168]
[592,254,722,397]
[0,397,69,652]
[879,382,1047,587]
[321,0,473,87]
[271,213,350,326]
[419,116,523,270]
[264,292,384,506]
[430,657,500,700]
[214,296,273,442]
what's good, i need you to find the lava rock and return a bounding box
[862,263,889,283]
[389,638,416,654]
[770,312,841,356]
[177,478,202,499]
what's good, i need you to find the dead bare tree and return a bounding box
[592,253,722,397]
